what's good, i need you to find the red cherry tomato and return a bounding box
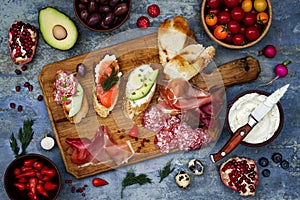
[231,7,245,21]
[223,33,233,44]
[224,0,240,7]
[239,24,246,35]
[233,34,245,45]
[214,25,228,40]
[207,7,220,16]
[217,11,231,24]
[207,0,221,8]
[243,12,256,26]
[245,26,260,41]
[227,21,240,34]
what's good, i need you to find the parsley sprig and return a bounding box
[121,170,152,198]
[158,159,175,183]
[101,64,120,92]
[10,119,34,158]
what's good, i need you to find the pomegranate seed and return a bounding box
[82,193,86,197]
[10,103,16,109]
[21,65,27,71]
[147,4,160,18]
[15,69,22,75]
[37,95,43,101]
[28,85,33,91]
[17,105,23,112]
[15,85,21,92]
[71,186,75,193]
[136,16,150,29]
[24,82,30,87]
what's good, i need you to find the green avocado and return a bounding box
[38,7,78,50]
[128,69,159,101]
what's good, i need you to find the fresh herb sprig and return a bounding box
[101,64,120,92]
[158,159,175,183]
[10,119,34,158]
[121,170,152,198]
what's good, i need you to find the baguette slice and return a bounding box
[163,44,215,80]
[94,54,121,118]
[123,64,158,119]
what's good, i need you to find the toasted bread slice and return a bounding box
[63,93,89,123]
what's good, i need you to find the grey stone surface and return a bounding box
[0,0,299,199]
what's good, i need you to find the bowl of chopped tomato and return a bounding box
[201,0,272,49]
[4,153,61,200]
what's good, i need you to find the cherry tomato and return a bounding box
[207,0,221,8]
[217,11,231,24]
[241,0,253,12]
[243,12,256,26]
[233,34,245,45]
[227,21,240,34]
[224,0,240,7]
[214,25,228,39]
[205,13,218,26]
[256,12,269,24]
[223,33,233,44]
[239,24,246,34]
[245,26,260,41]
[231,7,245,21]
[254,0,267,12]
[207,7,220,16]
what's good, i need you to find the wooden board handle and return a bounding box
[190,56,261,90]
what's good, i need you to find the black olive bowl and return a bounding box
[225,90,284,147]
[4,153,61,200]
[74,0,132,32]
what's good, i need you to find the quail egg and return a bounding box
[175,171,190,189]
[188,159,204,175]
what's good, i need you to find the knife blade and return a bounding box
[210,84,289,163]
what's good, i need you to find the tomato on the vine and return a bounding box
[214,25,228,39]
[231,7,245,21]
[205,13,218,26]
[256,12,269,24]
[241,0,253,12]
[245,26,260,41]
[254,0,267,12]
[217,11,231,24]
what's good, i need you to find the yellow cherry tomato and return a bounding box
[241,0,253,13]
[254,0,267,12]
[257,12,269,24]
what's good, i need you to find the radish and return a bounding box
[258,60,291,87]
[258,45,277,58]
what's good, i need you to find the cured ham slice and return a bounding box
[66,125,134,166]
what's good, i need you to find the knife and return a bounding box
[210,84,289,163]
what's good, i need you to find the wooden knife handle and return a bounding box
[210,124,252,163]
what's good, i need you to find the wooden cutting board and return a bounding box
[38,33,260,179]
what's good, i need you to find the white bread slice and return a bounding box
[163,44,215,80]
[93,54,121,118]
[123,81,157,119]
[158,16,192,66]
[63,93,89,124]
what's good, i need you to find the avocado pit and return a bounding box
[53,25,67,40]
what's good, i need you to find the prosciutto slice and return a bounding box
[66,125,134,166]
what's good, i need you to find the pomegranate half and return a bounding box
[8,20,38,65]
[219,157,259,197]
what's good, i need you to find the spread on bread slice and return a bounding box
[123,64,159,119]
[94,54,122,118]
[53,70,88,123]
[158,16,215,81]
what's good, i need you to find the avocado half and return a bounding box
[39,7,78,50]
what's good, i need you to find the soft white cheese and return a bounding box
[228,92,281,144]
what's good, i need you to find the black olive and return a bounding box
[87,13,101,26]
[109,0,119,8]
[88,1,99,13]
[99,5,111,13]
[103,12,115,25]
[114,3,128,15]
[80,10,90,22]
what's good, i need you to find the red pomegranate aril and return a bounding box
[147,4,160,18]
[37,95,43,101]
[15,69,22,75]
[24,82,30,87]
[28,85,33,91]
[15,85,21,92]
[10,103,16,109]
[21,65,27,71]
[136,16,150,28]
[17,105,23,112]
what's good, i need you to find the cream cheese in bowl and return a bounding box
[226,90,284,146]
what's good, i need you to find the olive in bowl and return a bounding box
[201,0,272,49]
[4,154,61,200]
[74,0,132,32]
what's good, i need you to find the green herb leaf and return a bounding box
[100,64,120,92]
[121,170,152,198]
[10,133,20,158]
[158,159,175,183]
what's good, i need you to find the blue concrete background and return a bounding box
[0,0,299,199]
